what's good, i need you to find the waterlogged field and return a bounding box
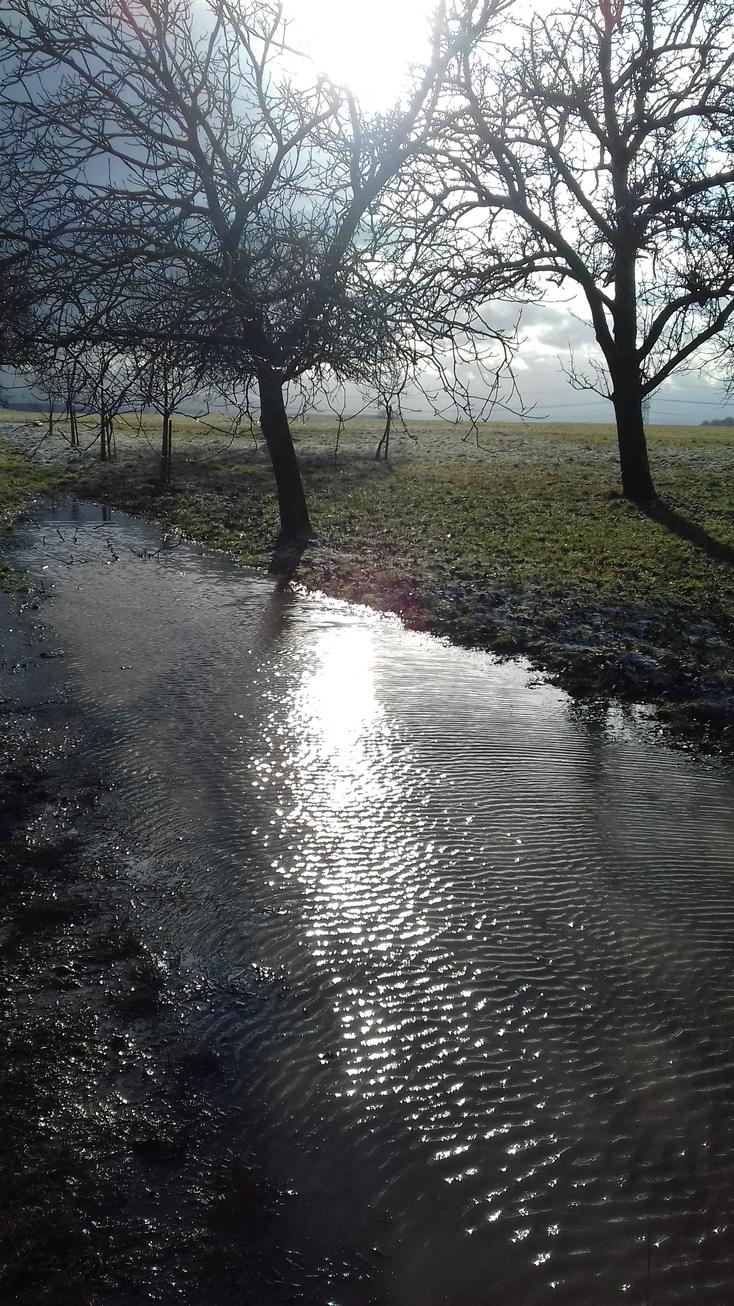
[1,412,733,742]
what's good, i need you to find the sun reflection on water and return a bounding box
[297,625,379,762]
[282,619,434,1101]
[274,626,490,1204]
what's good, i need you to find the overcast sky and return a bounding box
[5,297,728,430]
[504,302,731,425]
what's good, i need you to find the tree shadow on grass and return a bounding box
[640,497,734,569]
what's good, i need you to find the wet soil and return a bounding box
[293,550,734,752]
[0,590,374,1305]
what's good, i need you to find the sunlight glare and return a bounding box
[285,0,437,103]
[302,625,378,758]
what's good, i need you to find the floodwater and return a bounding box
[11,499,734,1305]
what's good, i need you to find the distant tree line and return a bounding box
[1,0,733,540]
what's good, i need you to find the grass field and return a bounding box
[1,409,733,744]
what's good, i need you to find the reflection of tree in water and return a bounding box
[257,577,300,645]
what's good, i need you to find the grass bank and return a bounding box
[0,440,58,590]
[2,413,733,747]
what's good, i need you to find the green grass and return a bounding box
[0,439,59,591]
[66,415,734,622]
[0,439,58,521]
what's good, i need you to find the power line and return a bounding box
[648,397,730,406]
[536,396,728,410]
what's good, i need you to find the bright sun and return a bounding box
[284,0,437,103]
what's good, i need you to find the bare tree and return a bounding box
[427,0,734,499]
[0,0,511,542]
[365,360,410,462]
[80,342,138,461]
[23,337,89,445]
[135,338,212,487]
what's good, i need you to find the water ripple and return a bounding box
[11,499,734,1304]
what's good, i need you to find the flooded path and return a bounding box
[9,499,734,1304]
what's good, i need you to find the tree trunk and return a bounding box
[603,112,653,504]
[99,406,107,462]
[159,409,172,487]
[257,370,312,542]
[375,403,392,460]
[67,399,79,449]
[610,357,656,501]
[608,182,656,500]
